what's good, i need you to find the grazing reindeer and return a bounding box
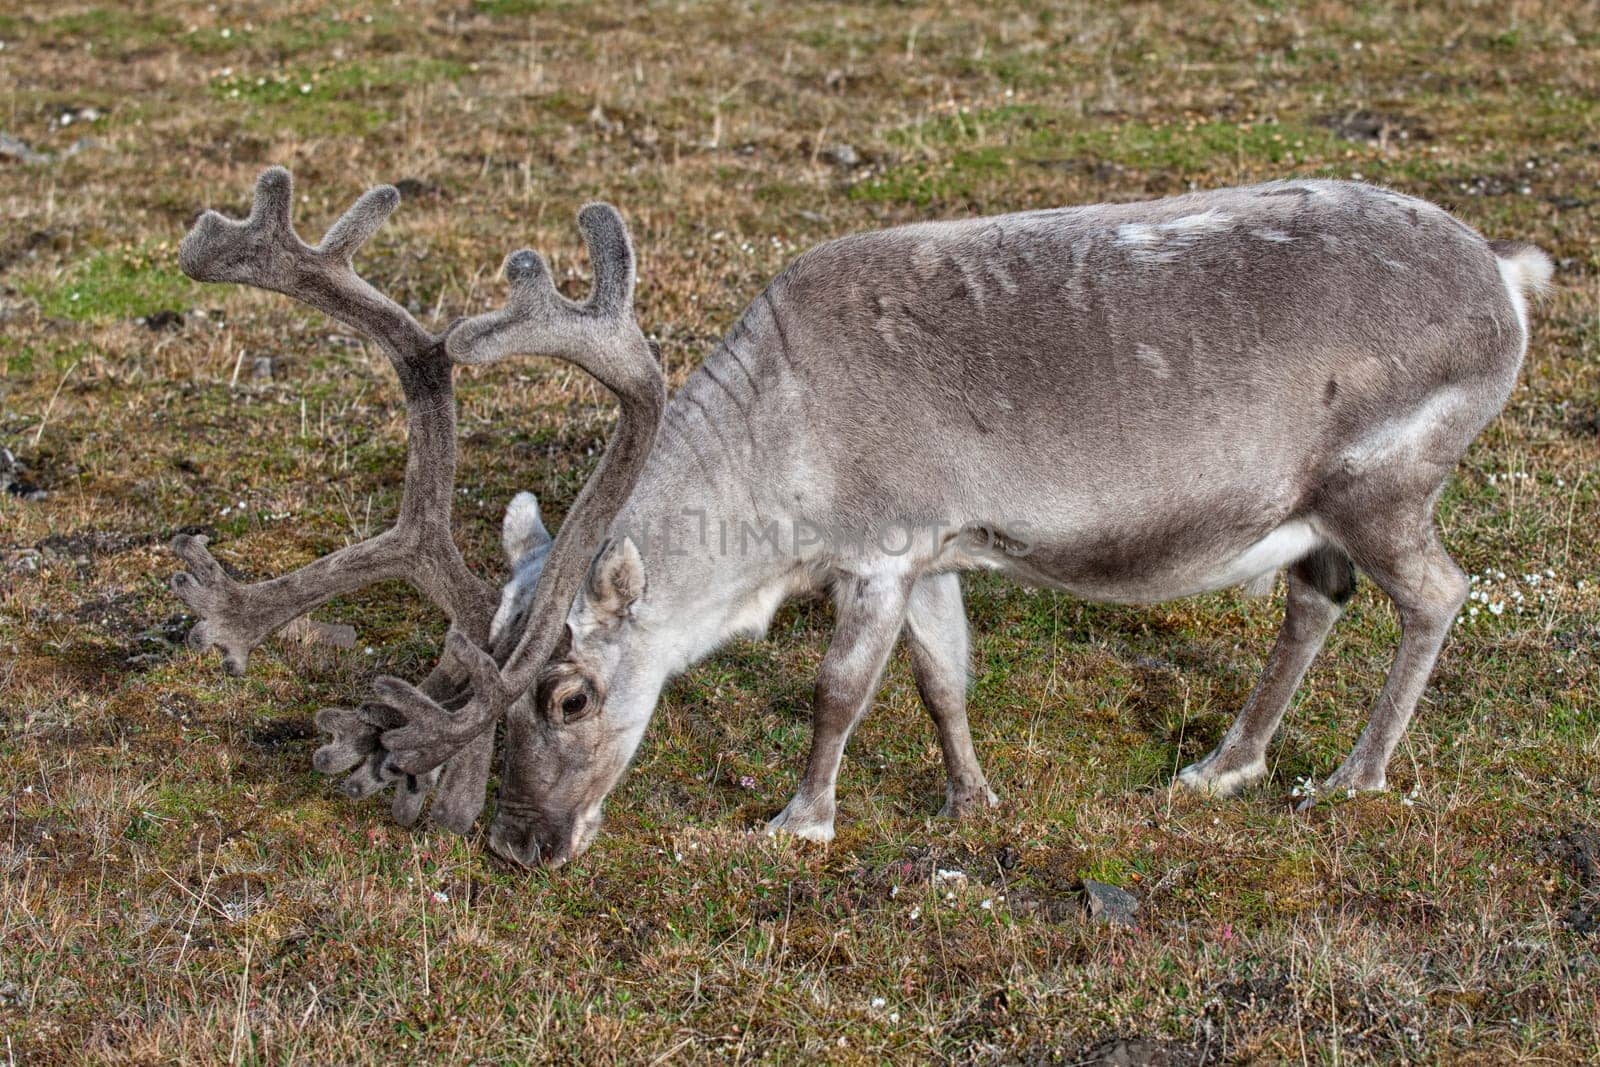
[171,167,663,833]
[369,180,1549,867]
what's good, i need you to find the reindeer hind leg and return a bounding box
[1178,544,1352,797]
[903,573,999,817]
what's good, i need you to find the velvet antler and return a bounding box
[354,204,665,784]
[172,166,499,830]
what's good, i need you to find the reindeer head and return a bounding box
[489,534,662,866]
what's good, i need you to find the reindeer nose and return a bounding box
[488,818,543,866]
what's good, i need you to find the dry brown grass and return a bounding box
[2,1,1597,1062]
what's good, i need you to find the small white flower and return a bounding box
[300,83,312,94]
[871,997,886,1010]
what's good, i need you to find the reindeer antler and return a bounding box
[355,204,665,782]
[172,166,500,830]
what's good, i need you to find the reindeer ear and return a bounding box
[585,537,645,623]
[502,491,551,567]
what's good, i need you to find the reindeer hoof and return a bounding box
[766,798,837,843]
[938,782,1000,819]
[1301,763,1388,810]
[1176,754,1267,798]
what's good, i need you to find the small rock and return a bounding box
[0,133,49,165]
[56,106,103,128]
[1,448,47,502]
[5,548,42,573]
[141,309,185,331]
[1082,879,1139,928]
[820,143,859,168]
[60,136,101,159]
[249,355,275,381]
[1081,1037,1176,1066]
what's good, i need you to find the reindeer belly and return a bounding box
[943,499,1322,606]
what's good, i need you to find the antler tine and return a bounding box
[179,166,433,362]
[445,203,651,394]
[574,201,637,317]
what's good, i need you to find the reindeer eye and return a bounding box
[561,692,590,718]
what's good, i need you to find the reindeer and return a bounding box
[170,167,663,834]
[180,174,1550,870]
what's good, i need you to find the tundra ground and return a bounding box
[1,1,1597,1062]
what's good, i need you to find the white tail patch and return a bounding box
[1494,244,1554,341]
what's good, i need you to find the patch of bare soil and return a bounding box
[1316,109,1431,146]
[1540,826,1600,935]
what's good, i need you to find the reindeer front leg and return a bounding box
[768,572,911,843]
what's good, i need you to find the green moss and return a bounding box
[25,245,192,322]
[43,7,183,49]
[854,106,1348,205]
[182,10,407,57]
[472,0,567,14]
[208,57,470,136]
